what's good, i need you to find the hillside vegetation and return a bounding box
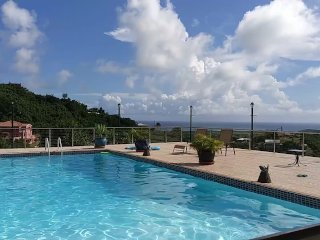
[0,83,137,128]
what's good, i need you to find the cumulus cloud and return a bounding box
[232,0,320,61]
[106,0,212,71]
[14,48,38,73]
[58,69,73,85]
[103,0,320,120]
[1,0,43,74]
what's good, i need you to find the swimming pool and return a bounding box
[0,153,319,239]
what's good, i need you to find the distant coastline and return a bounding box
[139,121,320,132]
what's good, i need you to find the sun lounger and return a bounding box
[172,144,187,153]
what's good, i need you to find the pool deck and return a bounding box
[1,143,320,201]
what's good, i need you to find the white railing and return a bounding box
[1,126,320,157]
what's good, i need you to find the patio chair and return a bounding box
[219,129,235,156]
[195,128,208,136]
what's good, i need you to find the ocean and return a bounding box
[140,121,320,132]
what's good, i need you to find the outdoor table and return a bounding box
[265,139,281,152]
[288,149,306,166]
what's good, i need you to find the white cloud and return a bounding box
[107,0,212,71]
[14,48,38,74]
[104,0,320,121]
[278,66,320,88]
[125,75,138,88]
[58,69,73,85]
[191,18,200,27]
[102,94,122,103]
[1,0,43,74]
[96,60,121,74]
[96,59,131,75]
[232,0,320,61]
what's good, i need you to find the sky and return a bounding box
[1,0,320,123]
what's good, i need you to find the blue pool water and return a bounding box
[0,154,319,239]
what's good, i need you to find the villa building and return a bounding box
[0,121,33,142]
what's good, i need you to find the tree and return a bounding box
[0,83,137,128]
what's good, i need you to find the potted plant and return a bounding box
[94,124,108,148]
[191,134,223,165]
[130,128,149,152]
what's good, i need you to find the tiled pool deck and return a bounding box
[1,143,320,208]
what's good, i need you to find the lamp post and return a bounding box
[11,101,14,148]
[250,102,254,150]
[118,103,121,127]
[189,105,193,143]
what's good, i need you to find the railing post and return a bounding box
[49,128,51,148]
[148,128,151,144]
[302,133,305,157]
[112,128,115,145]
[273,131,276,153]
[180,127,183,142]
[165,130,167,143]
[72,128,74,147]
[131,128,134,144]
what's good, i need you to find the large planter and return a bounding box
[94,137,107,148]
[135,139,149,152]
[198,150,215,165]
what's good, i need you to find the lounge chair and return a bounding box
[172,144,187,153]
[219,129,235,156]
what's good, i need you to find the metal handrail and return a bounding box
[57,137,63,153]
[45,137,50,156]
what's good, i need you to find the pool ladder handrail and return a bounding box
[57,137,63,154]
[45,137,50,156]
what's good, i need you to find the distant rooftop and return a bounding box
[0,121,31,127]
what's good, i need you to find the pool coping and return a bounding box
[1,149,320,209]
[0,149,104,158]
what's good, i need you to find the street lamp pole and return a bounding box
[118,103,121,127]
[250,102,254,150]
[189,105,193,143]
[11,101,14,148]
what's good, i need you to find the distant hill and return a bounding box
[301,129,320,133]
[0,83,137,128]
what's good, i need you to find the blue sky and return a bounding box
[1,0,320,123]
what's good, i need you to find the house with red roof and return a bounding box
[0,121,33,142]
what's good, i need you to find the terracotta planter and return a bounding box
[198,150,215,165]
[94,137,107,148]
